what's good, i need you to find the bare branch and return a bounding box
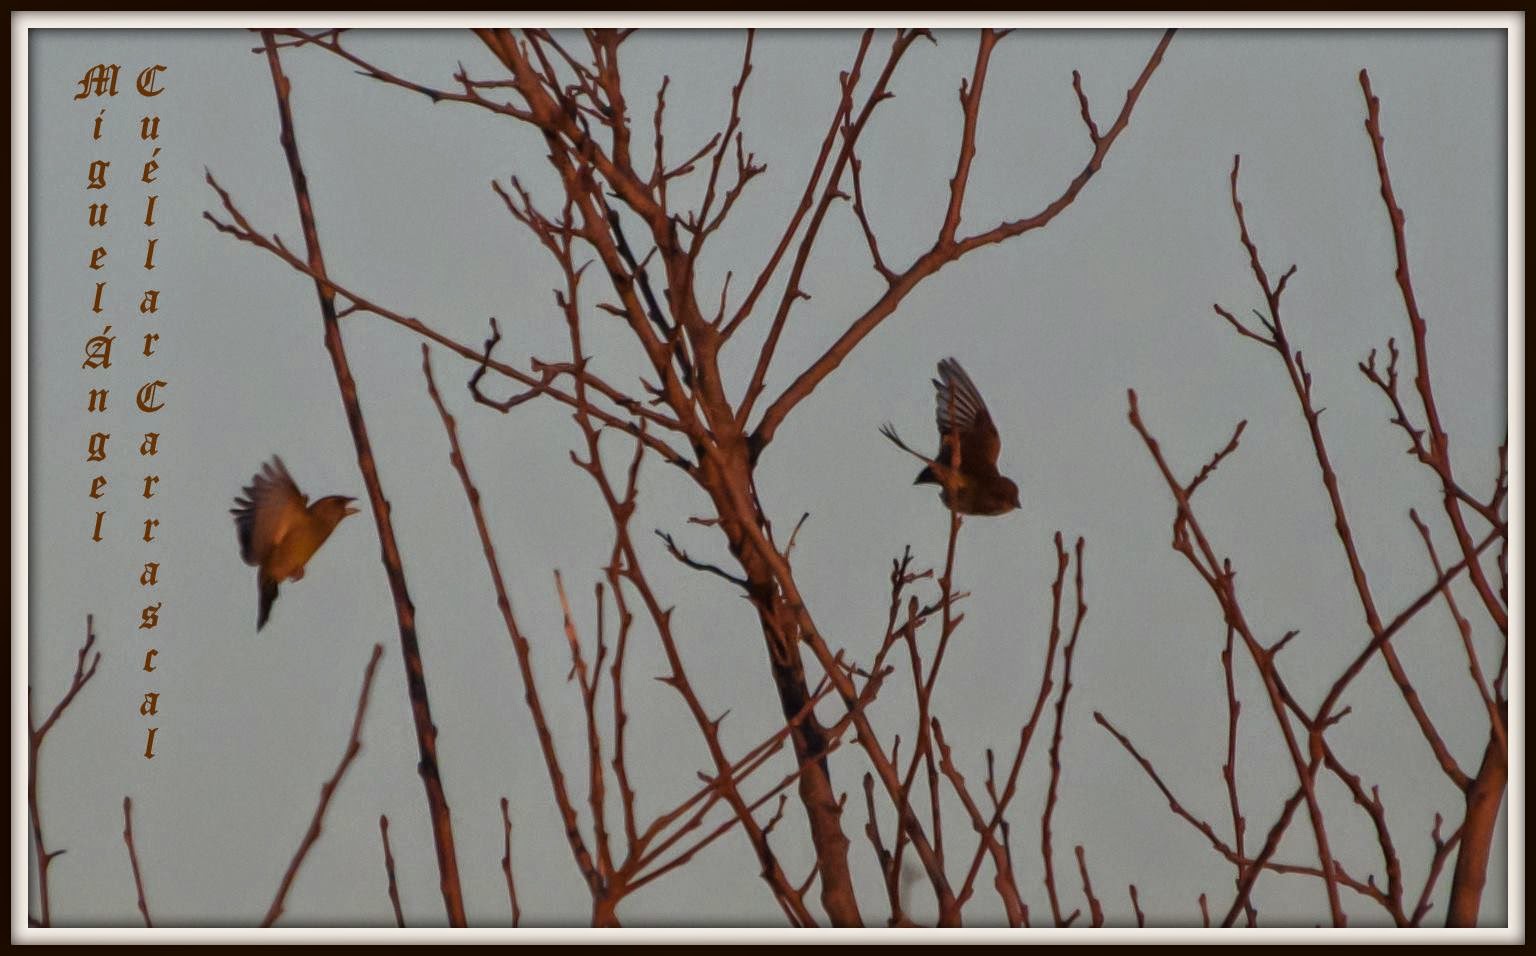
[1359,69,1506,636]
[955,535,1079,914]
[1127,389,1346,926]
[939,29,1003,246]
[378,816,405,928]
[499,798,523,928]
[1074,845,1104,927]
[750,30,1175,453]
[122,797,152,928]
[254,35,474,924]
[1220,626,1256,927]
[655,529,750,589]
[1041,537,1089,926]
[1222,157,1473,791]
[261,644,385,928]
[1409,510,1505,754]
[421,344,602,896]
[28,616,102,927]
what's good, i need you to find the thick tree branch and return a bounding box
[255,33,469,925]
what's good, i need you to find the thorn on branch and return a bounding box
[655,529,750,589]
[1213,303,1277,348]
[784,512,811,559]
[1250,308,1277,337]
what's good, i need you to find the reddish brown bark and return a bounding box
[257,32,468,927]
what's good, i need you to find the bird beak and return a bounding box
[342,497,361,517]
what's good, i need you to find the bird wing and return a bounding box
[933,357,1002,470]
[231,456,309,567]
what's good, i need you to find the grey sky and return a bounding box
[25,25,1511,931]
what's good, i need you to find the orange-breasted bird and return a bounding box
[231,456,360,631]
[880,357,1022,516]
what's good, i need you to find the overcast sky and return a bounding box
[24,22,1513,932]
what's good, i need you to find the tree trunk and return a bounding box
[706,452,863,927]
[1445,725,1507,927]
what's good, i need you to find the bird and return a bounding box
[879,357,1022,516]
[230,456,360,631]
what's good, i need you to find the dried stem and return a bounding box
[1409,510,1505,754]
[1127,390,1345,926]
[27,615,101,928]
[1098,712,1400,918]
[1220,624,1256,927]
[378,815,405,928]
[213,28,1185,928]
[932,720,1026,926]
[420,344,602,900]
[891,509,965,921]
[1412,815,1464,925]
[122,797,152,928]
[1356,70,1507,928]
[556,570,615,882]
[261,643,385,928]
[1074,845,1104,928]
[862,774,902,924]
[500,798,523,928]
[254,32,467,925]
[1359,69,1507,636]
[202,182,690,468]
[1041,538,1088,926]
[1222,155,1467,795]
[750,30,1175,452]
[952,534,1082,921]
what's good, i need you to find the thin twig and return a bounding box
[1409,510,1505,755]
[1127,390,1345,926]
[378,815,405,928]
[420,344,602,897]
[500,798,523,928]
[1097,711,1398,917]
[27,615,101,927]
[1041,538,1088,926]
[954,535,1081,919]
[1220,624,1256,927]
[1224,153,1468,795]
[122,797,152,928]
[261,643,385,928]
[1074,845,1104,927]
[1359,69,1506,636]
[749,29,1175,453]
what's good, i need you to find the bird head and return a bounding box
[313,495,362,528]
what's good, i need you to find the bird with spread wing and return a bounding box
[231,456,360,631]
[880,357,1022,516]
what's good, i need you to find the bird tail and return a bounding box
[882,423,941,484]
[879,423,926,462]
[257,573,279,632]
